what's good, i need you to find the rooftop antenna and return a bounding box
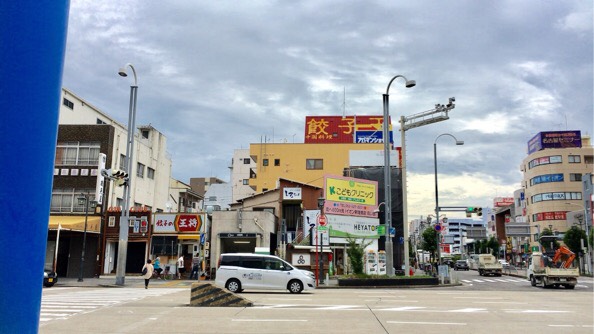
[341,87,346,118]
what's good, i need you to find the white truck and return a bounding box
[527,246,578,289]
[477,254,503,276]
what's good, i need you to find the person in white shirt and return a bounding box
[177,255,185,279]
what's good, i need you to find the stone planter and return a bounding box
[337,277,439,287]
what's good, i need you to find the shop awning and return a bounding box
[177,234,201,240]
[48,216,101,233]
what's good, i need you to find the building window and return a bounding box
[137,163,145,178]
[568,155,581,163]
[119,154,126,170]
[96,118,106,125]
[55,142,100,166]
[108,216,115,227]
[243,179,249,185]
[274,159,280,166]
[530,173,564,186]
[569,173,582,182]
[263,159,269,166]
[243,158,250,164]
[531,192,582,204]
[147,167,155,180]
[63,98,74,110]
[141,130,149,139]
[306,159,323,170]
[585,155,594,164]
[50,188,95,213]
[528,155,562,169]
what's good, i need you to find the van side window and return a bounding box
[264,258,283,270]
[242,256,263,269]
[221,256,240,266]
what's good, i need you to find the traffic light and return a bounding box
[465,207,474,218]
[476,207,483,216]
[101,169,129,186]
[465,207,483,217]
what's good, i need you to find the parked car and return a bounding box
[44,271,57,287]
[498,259,511,269]
[216,253,315,294]
[454,260,469,271]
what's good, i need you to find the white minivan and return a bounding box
[215,253,316,294]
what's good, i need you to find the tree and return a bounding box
[345,236,372,275]
[563,227,587,256]
[421,228,438,262]
[487,237,500,256]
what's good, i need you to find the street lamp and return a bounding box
[77,193,97,282]
[116,63,138,286]
[383,75,415,276]
[434,133,464,264]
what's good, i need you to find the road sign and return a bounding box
[389,227,395,237]
[434,224,442,232]
[317,214,327,226]
[317,225,328,231]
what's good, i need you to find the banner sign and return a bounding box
[323,201,378,218]
[493,197,514,207]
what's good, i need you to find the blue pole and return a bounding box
[0,1,70,333]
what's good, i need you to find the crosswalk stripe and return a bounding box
[40,288,179,325]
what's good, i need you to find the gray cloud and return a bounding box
[62,0,593,212]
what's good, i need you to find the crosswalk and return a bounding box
[40,288,179,324]
[461,278,527,284]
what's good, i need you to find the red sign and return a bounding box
[317,215,327,226]
[175,214,202,232]
[304,115,390,143]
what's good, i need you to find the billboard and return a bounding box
[493,197,514,207]
[349,149,401,168]
[153,213,204,233]
[305,115,393,144]
[326,214,381,239]
[527,131,582,154]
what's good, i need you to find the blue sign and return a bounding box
[200,233,205,245]
[389,227,395,237]
[355,130,393,144]
[399,237,404,244]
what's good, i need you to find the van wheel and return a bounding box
[226,279,242,293]
[288,280,303,294]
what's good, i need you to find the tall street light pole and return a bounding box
[565,202,592,274]
[115,63,138,286]
[434,134,464,265]
[77,193,96,282]
[383,75,415,276]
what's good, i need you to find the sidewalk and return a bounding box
[54,275,207,288]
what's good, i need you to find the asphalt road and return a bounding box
[39,277,594,334]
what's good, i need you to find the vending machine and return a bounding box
[364,250,378,274]
[378,251,386,274]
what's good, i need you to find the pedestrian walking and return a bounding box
[190,254,200,280]
[141,259,154,289]
[177,255,185,279]
[153,257,162,279]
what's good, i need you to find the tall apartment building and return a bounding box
[521,131,593,235]
[229,149,256,203]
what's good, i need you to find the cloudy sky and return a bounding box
[62,1,593,220]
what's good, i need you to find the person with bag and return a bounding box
[141,259,154,289]
[153,257,162,279]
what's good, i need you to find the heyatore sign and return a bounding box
[326,214,380,239]
[324,175,377,206]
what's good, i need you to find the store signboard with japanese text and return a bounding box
[324,176,378,218]
[283,187,302,200]
[326,214,380,239]
[527,130,582,154]
[493,197,514,207]
[153,213,204,233]
[305,115,393,144]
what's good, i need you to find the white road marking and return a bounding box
[232,319,307,322]
[378,306,426,311]
[448,308,487,313]
[365,299,419,303]
[473,279,485,283]
[504,309,570,314]
[483,279,496,282]
[387,321,466,326]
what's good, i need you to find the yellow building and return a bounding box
[248,143,386,191]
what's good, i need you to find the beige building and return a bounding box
[521,132,593,236]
